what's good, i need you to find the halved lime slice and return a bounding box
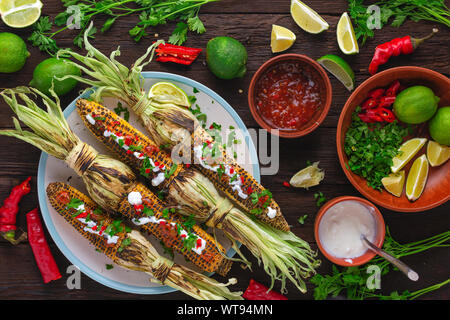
[148,81,190,107]
[336,12,359,55]
[290,0,329,34]
[317,54,355,91]
[0,0,42,28]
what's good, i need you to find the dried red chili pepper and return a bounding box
[27,208,62,284]
[0,177,31,244]
[243,279,287,300]
[156,43,202,65]
[368,29,438,75]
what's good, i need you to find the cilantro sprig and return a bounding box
[311,228,450,300]
[28,0,218,55]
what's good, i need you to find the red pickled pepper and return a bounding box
[243,279,287,300]
[368,29,438,75]
[0,176,31,244]
[26,208,62,284]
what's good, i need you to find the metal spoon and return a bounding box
[361,234,419,281]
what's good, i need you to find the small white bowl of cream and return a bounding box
[314,196,385,266]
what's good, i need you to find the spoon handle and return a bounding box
[362,236,419,281]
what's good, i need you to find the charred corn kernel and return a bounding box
[117,182,232,276]
[76,99,183,189]
[192,127,290,232]
[46,182,128,260]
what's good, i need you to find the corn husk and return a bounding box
[1,88,234,276]
[46,182,241,300]
[0,87,135,211]
[167,168,320,293]
[116,231,242,300]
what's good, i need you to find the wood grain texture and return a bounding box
[0,0,449,300]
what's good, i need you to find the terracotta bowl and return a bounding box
[337,66,450,212]
[314,196,386,267]
[248,54,332,138]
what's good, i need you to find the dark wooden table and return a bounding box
[0,0,449,300]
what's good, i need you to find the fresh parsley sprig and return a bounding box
[28,0,219,55]
[311,227,450,300]
[348,0,450,45]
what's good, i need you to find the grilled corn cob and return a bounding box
[77,98,321,293]
[0,87,232,276]
[56,24,290,232]
[46,182,242,300]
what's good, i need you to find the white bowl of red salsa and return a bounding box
[248,54,332,138]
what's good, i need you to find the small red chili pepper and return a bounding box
[385,80,401,97]
[0,177,31,244]
[185,163,190,168]
[377,107,396,123]
[243,279,287,300]
[156,43,202,66]
[26,208,62,284]
[367,88,385,99]
[378,96,396,108]
[361,97,379,110]
[283,181,291,188]
[358,112,382,123]
[368,29,438,75]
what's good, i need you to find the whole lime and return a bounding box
[429,107,450,146]
[393,86,439,124]
[0,32,30,73]
[206,37,247,80]
[29,58,81,96]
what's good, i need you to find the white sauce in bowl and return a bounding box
[318,200,377,259]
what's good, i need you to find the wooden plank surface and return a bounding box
[0,0,449,300]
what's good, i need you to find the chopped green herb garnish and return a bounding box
[344,107,410,190]
[298,214,308,225]
[314,192,326,207]
[106,264,114,270]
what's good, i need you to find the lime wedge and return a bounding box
[427,140,450,167]
[336,12,359,55]
[289,161,324,189]
[271,24,296,53]
[391,138,427,173]
[0,0,42,28]
[405,154,429,201]
[317,54,355,91]
[148,81,190,107]
[290,0,329,34]
[381,171,405,197]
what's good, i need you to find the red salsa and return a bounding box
[255,61,323,131]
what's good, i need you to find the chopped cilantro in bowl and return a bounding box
[344,107,411,190]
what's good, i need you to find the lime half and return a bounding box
[336,12,359,55]
[148,81,190,107]
[0,0,42,28]
[317,54,355,91]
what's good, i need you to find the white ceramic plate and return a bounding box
[37,72,260,295]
